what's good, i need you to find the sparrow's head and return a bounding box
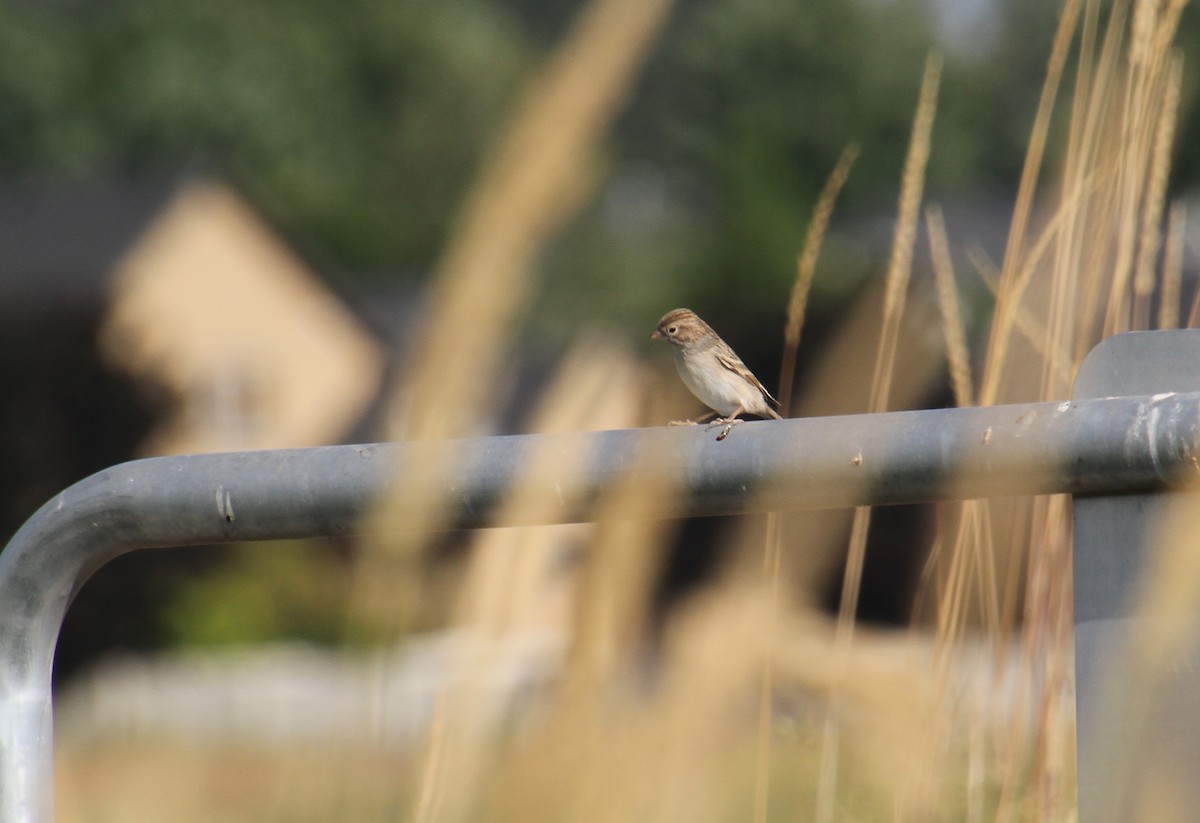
[650,308,712,347]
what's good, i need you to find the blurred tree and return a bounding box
[529,0,1058,342]
[0,0,531,271]
[3,0,1196,334]
[0,0,1080,330]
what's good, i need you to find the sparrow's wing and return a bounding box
[715,349,780,408]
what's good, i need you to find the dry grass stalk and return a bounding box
[1188,264,1200,328]
[394,0,676,441]
[837,53,941,638]
[352,0,675,636]
[970,254,1075,389]
[818,53,940,823]
[416,343,651,823]
[978,0,1083,407]
[1046,0,1101,374]
[1132,54,1182,330]
[929,500,1001,678]
[1101,9,1150,336]
[565,444,681,693]
[751,510,782,823]
[412,694,448,823]
[1159,200,1186,329]
[868,57,942,417]
[1020,495,1075,817]
[348,0,676,815]
[1102,0,1186,336]
[974,0,1084,409]
[926,205,974,407]
[777,143,860,415]
[924,209,1003,692]
[755,140,858,823]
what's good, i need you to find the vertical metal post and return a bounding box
[1072,330,1200,822]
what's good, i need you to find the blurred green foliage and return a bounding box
[540,0,949,332]
[0,0,530,269]
[162,541,350,647]
[0,0,1069,324]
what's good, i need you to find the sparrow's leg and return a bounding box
[709,408,746,441]
[670,410,720,426]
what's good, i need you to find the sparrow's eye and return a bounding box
[667,326,677,334]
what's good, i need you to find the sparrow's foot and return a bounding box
[709,417,743,441]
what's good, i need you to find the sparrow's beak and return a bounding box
[649,329,663,340]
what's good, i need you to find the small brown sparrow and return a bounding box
[650,308,782,440]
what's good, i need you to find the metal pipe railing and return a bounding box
[3,381,1200,820]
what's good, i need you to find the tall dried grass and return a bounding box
[921,1,1192,822]
[350,0,676,638]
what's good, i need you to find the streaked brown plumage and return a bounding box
[651,308,781,440]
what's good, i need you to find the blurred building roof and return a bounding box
[0,176,386,455]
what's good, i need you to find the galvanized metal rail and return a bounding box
[3,331,1200,821]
